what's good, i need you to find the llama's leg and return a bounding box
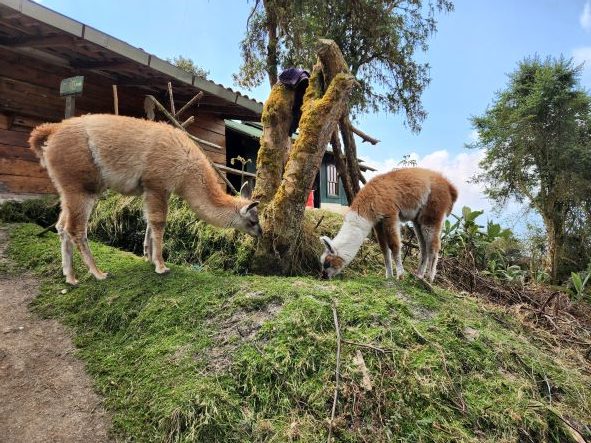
[426,221,444,282]
[143,223,152,262]
[413,221,428,278]
[144,190,169,274]
[56,209,77,285]
[384,216,404,279]
[421,222,443,282]
[375,221,393,278]
[62,192,106,280]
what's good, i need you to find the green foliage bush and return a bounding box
[0,196,59,226]
[442,206,526,283]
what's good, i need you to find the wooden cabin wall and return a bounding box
[0,47,228,195]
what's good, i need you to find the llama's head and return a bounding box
[235,182,262,237]
[319,236,345,279]
[237,201,262,237]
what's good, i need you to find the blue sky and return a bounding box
[36,0,591,226]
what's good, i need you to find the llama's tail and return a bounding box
[28,123,59,168]
[447,182,459,215]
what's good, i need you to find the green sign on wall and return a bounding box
[60,76,84,96]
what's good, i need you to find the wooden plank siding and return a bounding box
[0,48,229,195]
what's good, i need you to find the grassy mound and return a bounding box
[0,194,385,276]
[5,223,591,442]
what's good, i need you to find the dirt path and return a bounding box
[0,227,112,443]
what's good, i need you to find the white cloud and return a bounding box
[573,46,591,67]
[581,1,591,31]
[359,150,543,234]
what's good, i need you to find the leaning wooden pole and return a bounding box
[317,39,365,198]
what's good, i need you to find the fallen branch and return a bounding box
[342,339,391,354]
[314,215,325,231]
[36,222,56,237]
[328,302,342,443]
[351,125,379,145]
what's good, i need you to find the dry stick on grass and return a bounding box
[314,215,325,231]
[36,223,56,237]
[328,302,342,443]
[341,339,391,354]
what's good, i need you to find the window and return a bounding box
[327,163,339,197]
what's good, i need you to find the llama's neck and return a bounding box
[179,175,246,229]
[333,211,375,265]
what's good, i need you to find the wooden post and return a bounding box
[64,96,75,118]
[112,85,119,115]
[60,76,84,119]
[167,81,176,114]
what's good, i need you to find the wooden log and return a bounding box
[0,113,13,130]
[0,157,49,178]
[0,145,37,161]
[0,174,55,193]
[0,128,30,147]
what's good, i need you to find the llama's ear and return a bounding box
[240,201,259,216]
[320,236,337,255]
[240,181,252,199]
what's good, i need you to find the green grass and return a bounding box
[5,223,591,442]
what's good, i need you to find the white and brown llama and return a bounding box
[29,114,262,285]
[320,167,458,282]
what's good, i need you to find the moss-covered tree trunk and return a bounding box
[253,40,357,274]
[252,84,295,205]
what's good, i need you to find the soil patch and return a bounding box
[0,227,112,442]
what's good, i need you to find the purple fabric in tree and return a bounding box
[278,68,310,88]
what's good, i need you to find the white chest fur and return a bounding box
[332,211,374,264]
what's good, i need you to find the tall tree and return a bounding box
[470,57,591,282]
[235,0,453,131]
[252,40,357,274]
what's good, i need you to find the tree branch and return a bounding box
[351,125,380,145]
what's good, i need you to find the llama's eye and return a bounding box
[323,261,330,269]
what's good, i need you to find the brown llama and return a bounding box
[29,114,261,285]
[320,167,458,282]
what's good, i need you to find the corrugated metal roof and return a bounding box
[0,0,263,118]
[225,120,263,139]
[224,120,338,153]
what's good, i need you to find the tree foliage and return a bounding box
[235,0,453,131]
[167,55,209,79]
[469,57,591,281]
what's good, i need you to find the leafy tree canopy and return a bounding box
[470,57,591,212]
[469,56,591,280]
[235,0,453,131]
[167,55,209,79]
